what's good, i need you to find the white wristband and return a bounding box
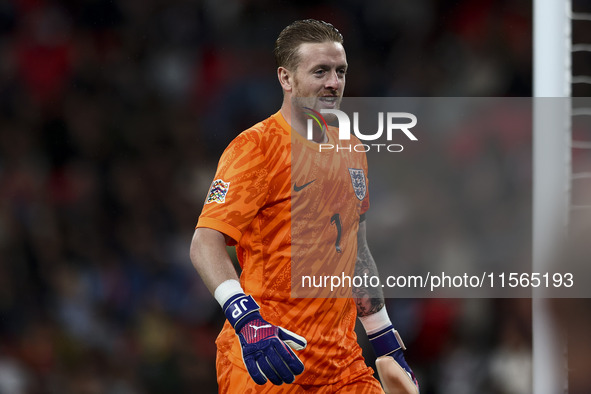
[359,306,393,335]
[213,279,244,307]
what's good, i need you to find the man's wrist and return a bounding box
[214,279,244,307]
[367,326,406,357]
[359,306,392,334]
[359,307,407,357]
[215,280,262,331]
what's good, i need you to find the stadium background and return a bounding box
[0,0,569,392]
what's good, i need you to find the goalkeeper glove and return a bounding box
[223,293,307,385]
[369,325,419,392]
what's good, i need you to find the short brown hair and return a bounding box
[274,19,344,71]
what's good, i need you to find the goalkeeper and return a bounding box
[190,19,419,393]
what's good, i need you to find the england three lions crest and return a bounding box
[348,168,366,201]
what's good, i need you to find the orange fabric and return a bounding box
[198,111,372,386]
[217,346,383,393]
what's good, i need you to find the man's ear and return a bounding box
[277,67,292,92]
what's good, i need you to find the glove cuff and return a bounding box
[368,325,407,357]
[223,293,261,331]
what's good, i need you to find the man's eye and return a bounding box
[314,70,325,76]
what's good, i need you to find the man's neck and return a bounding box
[279,105,327,144]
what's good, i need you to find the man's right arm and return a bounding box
[189,227,240,294]
[189,226,307,385]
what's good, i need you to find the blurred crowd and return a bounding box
[0,0,565,393]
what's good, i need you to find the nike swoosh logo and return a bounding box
[294,179,316,192]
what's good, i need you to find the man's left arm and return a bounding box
[353,217,385,316]
[354,218,419,393]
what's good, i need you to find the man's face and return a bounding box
[290,41,347,116]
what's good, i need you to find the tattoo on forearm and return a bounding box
[353,242,385,317]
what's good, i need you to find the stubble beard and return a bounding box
[291,95,341,124]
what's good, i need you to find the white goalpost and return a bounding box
[533,0,571,393]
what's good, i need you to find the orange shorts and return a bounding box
[216,353,384,394]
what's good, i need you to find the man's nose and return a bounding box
[325,71,341,90]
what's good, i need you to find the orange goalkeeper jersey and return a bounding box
[197,111,371,385]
